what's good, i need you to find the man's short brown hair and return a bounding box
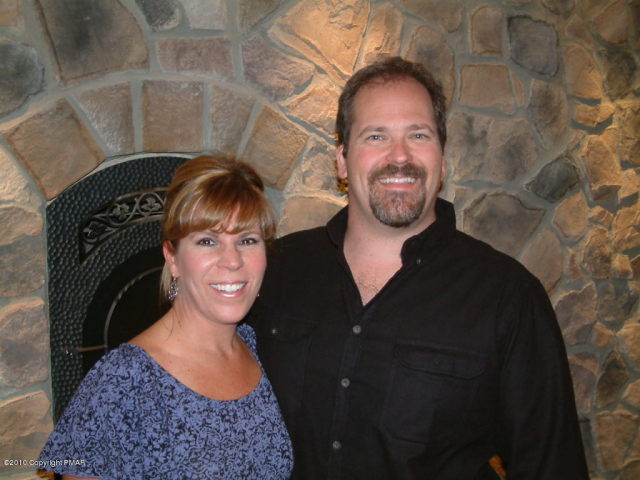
[336,56,447,156]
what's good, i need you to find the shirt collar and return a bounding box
[326,198,457,260]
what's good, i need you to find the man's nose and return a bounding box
[387,139,410,164]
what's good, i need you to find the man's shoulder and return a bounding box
[450,228,537,282]
[271,225,332,257]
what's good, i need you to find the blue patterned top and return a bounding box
[38,324,293,479]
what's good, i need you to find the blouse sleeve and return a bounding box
[38,348,144,479]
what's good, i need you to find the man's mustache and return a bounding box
[368,163,426,183]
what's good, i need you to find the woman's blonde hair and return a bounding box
[160,155,275,302]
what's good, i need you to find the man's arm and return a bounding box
[496,278,589,479]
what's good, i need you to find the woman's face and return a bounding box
[164,223,266,326]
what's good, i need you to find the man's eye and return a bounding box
[367,134,383,141]
[412,133,429,139]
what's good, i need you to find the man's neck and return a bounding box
[342,207,436,304]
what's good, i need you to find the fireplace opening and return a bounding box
[47,155,187,420]
[82,246,168,373]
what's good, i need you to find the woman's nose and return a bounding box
[218,244,243,270]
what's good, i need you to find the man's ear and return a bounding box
[336,144,348,179]
[163,240,179,278]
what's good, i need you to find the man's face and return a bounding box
[336,78,445,230]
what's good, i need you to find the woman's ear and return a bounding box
[163,240,179,278]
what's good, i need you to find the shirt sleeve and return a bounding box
[38,349,143,479]
[496,276,589,479]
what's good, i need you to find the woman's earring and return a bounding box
[168,277,179,301]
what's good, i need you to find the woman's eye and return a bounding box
[197,237,217,246]
[240,237,260,246]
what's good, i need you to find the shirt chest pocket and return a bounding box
[381,343,487,445]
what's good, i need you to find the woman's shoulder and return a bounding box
[237,323,257,351]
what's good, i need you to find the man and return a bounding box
[251,57,588,479]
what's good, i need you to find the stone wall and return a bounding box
[0,0,637,478]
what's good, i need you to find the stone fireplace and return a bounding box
[0,1,638,479]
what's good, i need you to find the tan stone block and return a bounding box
[553,192,588,240]
[566,14,593,45]
[3,100,103,199]
[459,64,516,113]
[567,249,584,281]
[269,0,369,78]
[564,45,604,99]
[623,380,640,411]
[542,0,575,15]
[470,6,503,55]
[156,38,233,78]
[529,80,569,149]
[612,204,640,253]
[0,148,40,208]
[0,233,44,298]
[279,196,344,236]
[35,0,147,85]
[286,77,341,135]
[590,206,614,228]
[462,192,545,257]
[0,298,48,389]
[182,0,226,29]
[574,102,614,128]
[622,461,640,480]
[581,226,612,278]
[595,410,639,472]
[75,83,134,156]
[242,107,309,190]
[238,0,279,33]
[0,0,23,29]
[142,80,204,153]
[592,322,615,349]
[284,138,345,199]
[616,100,640,166]
[619,323,640,369]
[555,283,597,346]
[520,228,563,292]
[448,113,536,184]
[400,0,463,33]
[583,133,623,200]
[0,205,42,247]
[406,25,455,107]
[593,0,629,45]
[0,392,52,470]
[242,34,314,101]
[612,254,634,279]
[632,255,640,279]
[360,3,403,66]
[511,72,526,106]
[210,85,255,155]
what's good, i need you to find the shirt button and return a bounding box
[352,325,362,335]
[416,258,422,265]
[270,327,278,336]
[340,378,351,388]
[332,440,342,450]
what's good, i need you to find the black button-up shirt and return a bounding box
[251,199,588,479]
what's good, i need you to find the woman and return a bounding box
[38,155,293,479]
